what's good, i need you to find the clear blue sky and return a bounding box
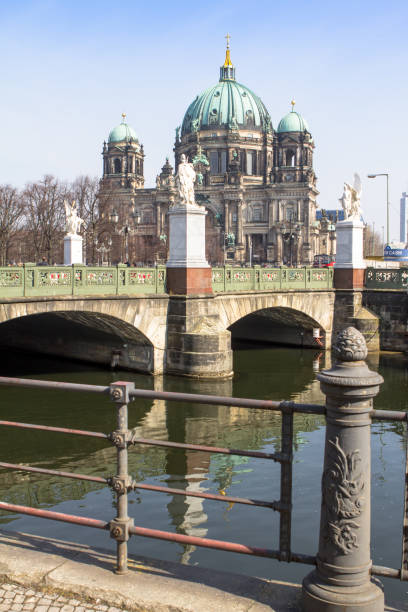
[1,0,407,241]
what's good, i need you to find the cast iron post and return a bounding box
[302,327,384,611]
[109,381,135,574]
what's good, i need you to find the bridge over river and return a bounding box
[0,263,406,376]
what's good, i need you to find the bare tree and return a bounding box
[23,175,68,263]
[0,185,25,265]
[363,224,383,258]
[69,176,100,263]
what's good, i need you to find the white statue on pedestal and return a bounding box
[64,200,84,235]
[339,174,362,220]
[175,154,197,207]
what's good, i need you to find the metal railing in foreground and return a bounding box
[0,328,406,612]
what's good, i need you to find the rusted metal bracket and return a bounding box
[107,475,133,495]
[109,381,135,404]
[109,517,134,542]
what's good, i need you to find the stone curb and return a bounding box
[0,531,404,612]
[0,530,302,612]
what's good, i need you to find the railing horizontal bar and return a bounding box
[0,376,326,416]
[130,388,325,414]
[131,481,285,510]
[371,409,408,421]
[0,376,109,395]
[0,420,108,439]
[131,437,286,461]
[0,501,108,529]
[129,524,316,564]
[0,462,107,484]
[0,501,315,565]
[371,565,402,579]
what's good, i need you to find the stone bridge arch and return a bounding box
[214,291,335,348]
[0,296,169,374]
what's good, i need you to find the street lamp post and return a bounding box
[223,232,235,263]
[282,214,300,267]
[159,233,167,262]
[367,173,389,247]
[96,238,112,266]
[110,208,141,263]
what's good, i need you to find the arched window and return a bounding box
[246,110,255,127]
[114,158,122,174]
[285,150,296,167]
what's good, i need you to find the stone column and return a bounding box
[64,234,83,265]
[237,200,243,245]
[302,327,384,612]
[224,200,229,233]
[166,203,211,295]
[156,203,161,237]
[334,218,366,289]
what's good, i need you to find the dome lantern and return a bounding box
[219,33,236,81]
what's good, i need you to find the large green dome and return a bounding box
[181,49,272,135]
[277,109,310,134]
[108,115,139,143]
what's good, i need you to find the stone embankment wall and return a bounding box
[363,290,408,352]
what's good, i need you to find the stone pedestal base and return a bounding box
[334,268,365,289]
[302,570,384,612]
[64,234,83,265]
[165,296,233,378]
[166,267,212,295]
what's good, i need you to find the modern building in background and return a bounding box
[98,43,334,265]
[400,192,407,244]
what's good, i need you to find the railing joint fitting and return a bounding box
[107,475,133,494]
[109,517,134,542]
[108,430,128,448]
[110,382,135,404]
[278,550,290,563]
[280,401,295,414]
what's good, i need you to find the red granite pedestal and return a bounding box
[334,268,365,289]
[166,267,212,295]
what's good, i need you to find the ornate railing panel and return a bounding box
[211,266,333,292]
[0,265,167,298]
[365,267,408,290]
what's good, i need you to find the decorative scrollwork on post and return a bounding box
[322,436,365,555]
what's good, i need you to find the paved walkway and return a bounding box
[0,581,123,611]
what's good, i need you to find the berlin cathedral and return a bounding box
[98,41,335,266]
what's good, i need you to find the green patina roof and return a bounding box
[108,120,139,143]
[277,110,310,134]
[181,78,272,135]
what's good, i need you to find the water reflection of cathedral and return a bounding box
[0,370,328,564]
[98,42,335,266]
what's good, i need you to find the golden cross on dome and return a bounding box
[291,99,296,111]
[225,33,231,48]
[122,112,127,122]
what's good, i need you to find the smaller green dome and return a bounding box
[277,110,310,134]
[108,114,139,143]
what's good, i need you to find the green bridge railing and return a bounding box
[0,264,167,298]
[212,266,334,292]
[365,267,408,290]
[0,264,335,298]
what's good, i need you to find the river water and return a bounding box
[0,345,407,607]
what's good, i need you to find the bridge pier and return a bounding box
[332,290,379,352]
[165,296,233,379]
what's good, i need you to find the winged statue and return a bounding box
[339,173,362,220]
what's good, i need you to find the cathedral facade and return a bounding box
[98,45,332,266]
